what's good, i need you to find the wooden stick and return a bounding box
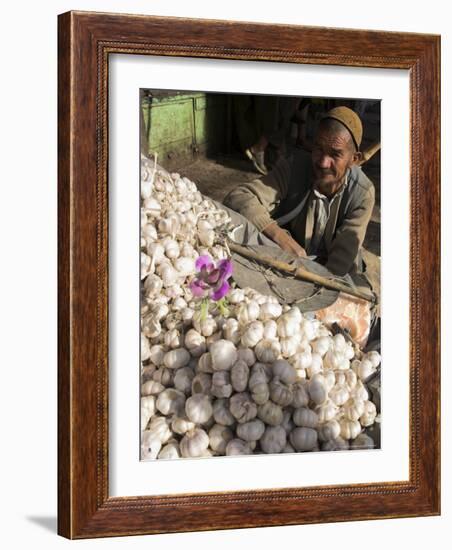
[228,241,376,303]
[359,141,381,165]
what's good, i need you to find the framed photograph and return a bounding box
[58,11,440,539]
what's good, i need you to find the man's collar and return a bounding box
[313,169,350,200]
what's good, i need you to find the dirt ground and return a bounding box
[175,147,381,305]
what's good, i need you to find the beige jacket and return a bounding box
[223,150,375,276]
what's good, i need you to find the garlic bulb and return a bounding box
[321,437,349,451]
[210,339,238,371]
[263,320,278,340]
[173,367,195,395]
[236,301,260,325]
[316,399,337,423]
[241,321,264,348]
[156,388,186,416]
[236,419,265,442]
[258,302,283,321]
[237,347,256,367]
[147,416,172,444]
[293,407,319,429]
[212,398,236,426]
[231,360,249,392]
[191,373,212,395]
[184,329,207,357]
[229,392,258,423]
[272,360,296,385]
[209,424,234,454]
[141,380,164,396]
[340,419,362,440]
[308,374,328,405]
[211,370,233,398]
[255,339,281,363]
[163,348,190,369]
[158,441,180,459]
[185,394,213,424]
[290,427,318,451]
[350,432,375,450]
[329,385,350,406]
[180,428,210,458]
[360,400,377,427]
[318,420,341,442]
[342,398,365,421]
[277,313,299,338]
[225,438,254,456]
[257,401,283,426]
[141,430,162,459]
[248,370,270,405]
[196,352,214,373]
[222,318,241,345]
[152,367,174,387]
[140,396,156,429]
[269,378,293,407]
[259,425,287,454]
[292,382,310,408]
[171,415,195,435]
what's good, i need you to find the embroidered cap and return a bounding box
[321,106,363,150]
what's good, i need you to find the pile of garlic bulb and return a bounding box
[140,155,381,460]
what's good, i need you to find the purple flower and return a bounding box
[189,254,233,301]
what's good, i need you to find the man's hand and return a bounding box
[263,222,307,258]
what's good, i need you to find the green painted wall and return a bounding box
[141,91,229,169]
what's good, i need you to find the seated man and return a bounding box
[223,106,375,277]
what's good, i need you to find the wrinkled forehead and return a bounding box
[314,124,354,150]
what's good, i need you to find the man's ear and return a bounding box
[352,151,363,165]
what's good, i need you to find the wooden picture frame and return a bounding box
[58,10,440,539]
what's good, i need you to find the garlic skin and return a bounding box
[191,372,212,395]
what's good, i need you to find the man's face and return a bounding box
[311,125,359,195]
